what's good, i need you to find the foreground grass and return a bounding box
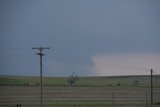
[0,100,157,107]
[0,75,160,107]
[0,86,160,107]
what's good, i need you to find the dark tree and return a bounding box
[117,82,121,86]
[67,72,78,85]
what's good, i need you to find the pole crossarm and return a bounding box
[32,47,50,49]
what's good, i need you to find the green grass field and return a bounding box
[0,75,160,87]
[0,75,160,107]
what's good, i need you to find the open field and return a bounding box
[0,75,160,87]
[0,75,160,107]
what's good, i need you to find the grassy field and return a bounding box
[0,75,160,87]
[0,75,160,107]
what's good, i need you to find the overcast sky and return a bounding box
[0,0,160,76]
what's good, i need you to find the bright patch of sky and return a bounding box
[0,0,160,76]
[91,53,160,76]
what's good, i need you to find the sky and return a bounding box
[0,0,160,76]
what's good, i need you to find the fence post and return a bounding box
[16,104,21,107]
[112,92,115,107]
[146,92,148,107]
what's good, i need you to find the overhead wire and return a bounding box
[45,55,149,71]
[1,47,152,72]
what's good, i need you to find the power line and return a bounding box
[1,47,31,50]
[45,55,148,71]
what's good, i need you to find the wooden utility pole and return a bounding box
[32,47,49,107]
[150,69,153,107]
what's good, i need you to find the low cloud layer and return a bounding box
[91,53,160,76]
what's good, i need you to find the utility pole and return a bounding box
[32,47,50,107]
[150,69,153,107]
